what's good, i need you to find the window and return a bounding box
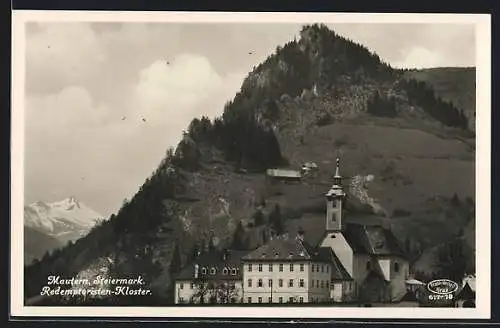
[190,283,194,289]
[248,297,252,303]
[316,280,320,288]
[326,281,329,288]
[268,297,272,303]
[258,279,263,287]
[248,264,252,272]
[279,279,283,287]
[258,297,262,303]
[210,267,216,275]
[290,263,294,272]
[289,297,294,303]
[279,264,283,272]
[269,264,273,272]
[201,268,207,274]
[394,262,400,273]
[320,280,324,288]
[179,297,184,303]
[258,263,263,272]
[366,261,371,271]
[289,279,294,287]
[180,283,184,290]
[299,279,305,287]
[268,279,273,287]
[223,268,228,275]
[279,297,283,303]
[231,268,237,275]
[248,279,252,287]
[299,297,304,303]
[321,265,324,273]
[326,266,329,273]
[312,264,315,272]
[300,263,304,272]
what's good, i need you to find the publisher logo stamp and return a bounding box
[427,279,459,302]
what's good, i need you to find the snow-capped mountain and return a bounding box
[24,197,105,245]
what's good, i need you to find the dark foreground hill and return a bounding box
[24,24,475,305]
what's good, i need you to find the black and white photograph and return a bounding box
[11,11,491,319]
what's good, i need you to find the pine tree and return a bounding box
[208,237,216,252]
[253,209,265,226]
[231,221,246,251]
[269,204,284,235]
[169,242,182,276]
[434,236,467,283]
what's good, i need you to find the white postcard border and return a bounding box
[10,10,492,319]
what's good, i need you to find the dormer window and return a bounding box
[394,262,400,273]
[201,268,207,275]
[210,267,216,275]
[223,268,229,275]
[231,268,237,275]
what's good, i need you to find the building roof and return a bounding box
[457,281,476,300]
[343,223,407,258]
[242,235,353,281]
[405,278,425,286]
[462,275,476,292]
[175,249,249,281]
[266,169,302,179]
[242,235,330,263]
[330,250,353,281]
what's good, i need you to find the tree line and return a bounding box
[399,78,469,129]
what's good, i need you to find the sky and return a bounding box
[23,21,476,216]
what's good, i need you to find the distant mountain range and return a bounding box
[24,197,103,265]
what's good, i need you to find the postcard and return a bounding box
[10,10,491,319]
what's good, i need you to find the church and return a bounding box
[174,158,410,304]
[317,158,410,302]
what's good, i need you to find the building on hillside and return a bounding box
[455,274,476,307]
[174,249,248,304]
[241,228,352,304]
[174,158,410,305]
[301,162,319,177]
[404,277,426,300]
[266,169,302,184]
[318,158,410,303]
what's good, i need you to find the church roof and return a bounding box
[175,249,248,281]
[242,236,331,263]
[330,250,353,281]
[343,223,407,258]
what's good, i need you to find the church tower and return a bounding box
[325,158,346,231]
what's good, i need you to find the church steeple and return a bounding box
[325,158,346,231]
[333,158,342,186]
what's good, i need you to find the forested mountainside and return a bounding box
[24,24,475,305]
[403,67,476,131]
